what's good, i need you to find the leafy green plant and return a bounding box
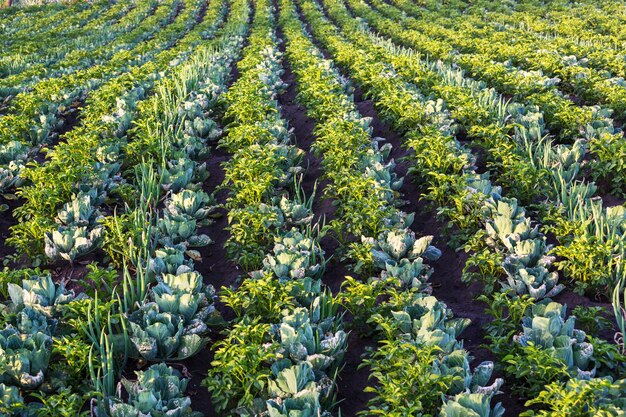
[274,307,347,374]
[221,272,296,321]
[127,303,204,361]
[7,274,82,317]
[165,189,216,225]
[0,327,51,388]
[521,377,626,417]
[368,228,442,270]
[360,341,455,416]
[587,336,626,378]
[151,271,218,331]
[107,363,201,417]
[503,343,570,398]
[571,306,612,336]
[44,225,104,264]
[482,196,563,299]
[515,301,596,379]
[480,291,534,346]
[30,388,92,417]
[262,229,326,282]
[204,321,278,413]
[0,383,29,416]
[440,393,505,417]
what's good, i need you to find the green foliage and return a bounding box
[127,303,205,361]
[502,343,570,398]
[221,272,296,321]
[521,378,626,417]
[0,267,46,298]
[571,306,613,336]
[0,327,51,388]
[360,341,455,416]
[107,363,201,417]
[204,322,278,413]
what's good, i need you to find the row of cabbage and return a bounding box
[280,0,507,415]
[383,0,626,124]
[292,0,626,413]
[199,2,348,415]
[0,0,253,414]
[3,0,229,266]
[0,0,152,85]
[335,0,626,296]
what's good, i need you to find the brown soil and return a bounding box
[0,196,21,262]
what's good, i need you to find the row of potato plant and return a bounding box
[0,0,153,87]
[200,2,347,416]
[382,0,626,123]
[0,0,251,414]
[317,0,626,296]
[292,0,626,413]
[0,0,182,144]
[5,0,225,262]
[281,0,506,415]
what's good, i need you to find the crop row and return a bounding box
[308,0,626,297]
[1,0,625,415]
[0,0,252,413]
[0,0,150,86]
[291,0,626,413]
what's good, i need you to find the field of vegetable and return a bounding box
[1,0,625,415]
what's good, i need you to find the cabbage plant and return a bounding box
[157,213,212,248]
[127,303,205,361]
[0,141,28,192]
[165,189,215,224]
[55,193,102,227]
[439,393,505,417]
[151,271,217,333]
[7,274,81,317]
[107,363,201,417]
[160,158,194,192]
[266,362,333,417]
[273,307,346,373]
[44,225,104,263]
[0,383,29,415]
[515,301,596,379]
[149,245,193,278]
[262,230,326,281]
[369,228,441,269]
[484,197,564,299]
[378,257,432,290]
[432,350,503,396]
[385,295,469,353]
[0,327,51,388]
[0,162,23,194]
[279,196,313,226]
